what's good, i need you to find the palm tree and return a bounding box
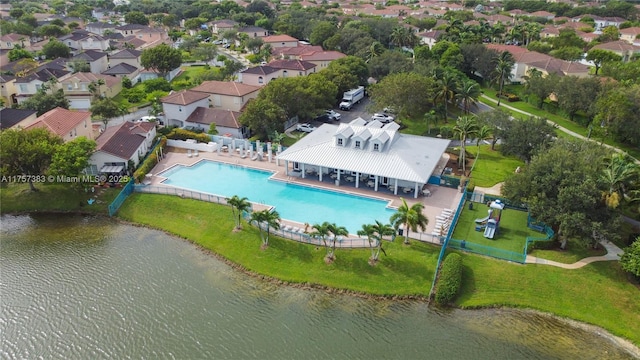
[390,27,415,49]
[358,224,377,263]
[494,51,514,107]
[456,79,481,114]
[226,195,251,230]
[326,222,348,261]
[366,41,385,63]
[390,199,428,245]
[250,209,280,249]
[453,115,479,175]
[475,125,493,156]
[88,79,106,100]
[313,222,332,260]
[371,220,394,262]
[600,154,640,209]
[434,71,458,123]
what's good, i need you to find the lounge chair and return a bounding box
[187,149,192,158]
[194,149,199,157]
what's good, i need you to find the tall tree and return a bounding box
[368,72,437,119]
[313,222,332,260]
[227,195,252,230]
[390,199,428,245]
[326,223,349,262]
[476,109,511,150]
[620,239,640,278]
[453,115,479,175]
[19,89,69,116]
[585,49,622,75]
[500,116,556,163]
[456,79,481,114]
[502,139,619,249]
[434,71,458,122]
[90,98,125,129]
[370,220,394,264]
[42,39,70,59]
[239,98,286,139]
[593,84,640,147]
[0,128,63,191]
[523,70,558,109]
[140,44,182,79]
[555,76,601,122]
[124,11,149,25]
[249,209,280,249]
[48,137,97,190]
[599,154,639,209]
[494,51,514,106]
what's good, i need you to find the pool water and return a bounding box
[161,161,396,233]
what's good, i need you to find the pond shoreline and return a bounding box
[2,210,639,356]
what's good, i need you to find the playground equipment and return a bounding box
[483,200,505,239]
[475,209,493,226]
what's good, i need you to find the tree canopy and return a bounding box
[140,44,182,78]
[42,39,70,59]
[368,72,437,119]
[19,89,70,116]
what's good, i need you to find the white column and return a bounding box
[355,172,360,188]
[285,160,289,176]
[301,163,305,178]
[374,176,379,192]
[319,166,323,181]
[394,178,398,195]
[414,183,419,198]
[267,142,272,162]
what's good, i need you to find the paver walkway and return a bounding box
[480,95,639,164]
[525,241,624,269]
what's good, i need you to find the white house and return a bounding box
[183,107,248,139]
[278,118,451,198]
[191,80,261,112]
[89,121,157,175]
[160,90,210,127]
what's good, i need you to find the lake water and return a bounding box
[0,214,636,359]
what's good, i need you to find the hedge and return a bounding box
[434,253,463,306]
[133,136,167,183]
[166,128,211,143]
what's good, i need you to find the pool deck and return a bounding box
[146,148,463,247]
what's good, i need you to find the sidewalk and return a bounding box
[480,95,638,163]
[525,241,623,269]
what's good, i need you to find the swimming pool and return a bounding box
[160,161,396,234]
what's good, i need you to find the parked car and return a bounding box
[371,113,394,123]
[296,123,316,133]
[314,114,332,123]
[136,116,157,123]
[325,109,341,121]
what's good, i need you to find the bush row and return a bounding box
[133,136,167,183]
[166,128,211,143]
[497,92,520,102]
[434,253,463,306]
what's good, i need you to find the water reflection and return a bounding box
[0,214,636,359]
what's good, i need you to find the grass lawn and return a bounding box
[529,238,607,264]
[172,65,217,84]
[452,203,540,254]
[456,251,640,345]
[117,193,441,296]
[398,116,429,136]
[0,183,120,214]
[470,145,524,188]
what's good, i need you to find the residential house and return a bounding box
[619,27,640,45]
[592,40,640,62]
[571,15,625,32]
[58,72,122,109]
[209,19,238,34]
[237,26,269,38]
[191,81,261,112]
[67,50,109,74]
[262,34,299,48]
[108,48,142,68]
[59,30,109,53]
[0,74,17,106]
[89,121,157,175]
[271,45,323,59]
[418,30,444,48]
[238,59,317,86]
[24,107,93,142]
[85,22,117,36]
[277,118,451,198]
[0,108,37,130]
[0,33,27,50]
[299,50,346,69]
[115,24,147,36]
[530,11,555,20]
[161,90,210,127]
[14,67,70,104]
[102,63,141,81]
[183,107,248,138]
[134,27,171,49]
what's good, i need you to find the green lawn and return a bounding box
[172,65,217,84]
[451,202,539,254]
[529,238,607,264]
[0,183,119,214]
[117,193,441,296]
[470,145,524,188]
[456,251,640,345]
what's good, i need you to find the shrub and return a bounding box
[434,253,463,306]
[133,136,167,183]
[144,78,172,92]
[466,179,475,193]
[121,88,145,103]
[166,128,211,143]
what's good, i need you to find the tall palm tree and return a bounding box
[390,199,428,245]
[366,41,385,63]
[434,71,458,123]
[453,115,479,175]
[475,124,493,156]
[226,195,251,230]
[250,209,280,249]
[358,224,377,263]
[327,222,348,261]
[313,222,332,261]
[88,79,106,100]
[456,79,481,114]
[494,51,514,106]
[371,220,394,262]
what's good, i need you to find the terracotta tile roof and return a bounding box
[593,40,640,52]
[620,27,640,36]
[96,121,155,160]
[262,34,299,43]
[0,33,26,43]
[191,81,261,96]
[161,90,209,105]
[59,72,120,88]
[267,59,316,71]
[116,24,148,31]
[272,45,323,58]
[485,44,528,56]
[25,107,90,137]
[185,107,242,129]
[299,50,346,61]
[240,65,280,75]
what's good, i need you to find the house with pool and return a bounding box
[277,118,451,199]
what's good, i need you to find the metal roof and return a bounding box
[278,120,451,183]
